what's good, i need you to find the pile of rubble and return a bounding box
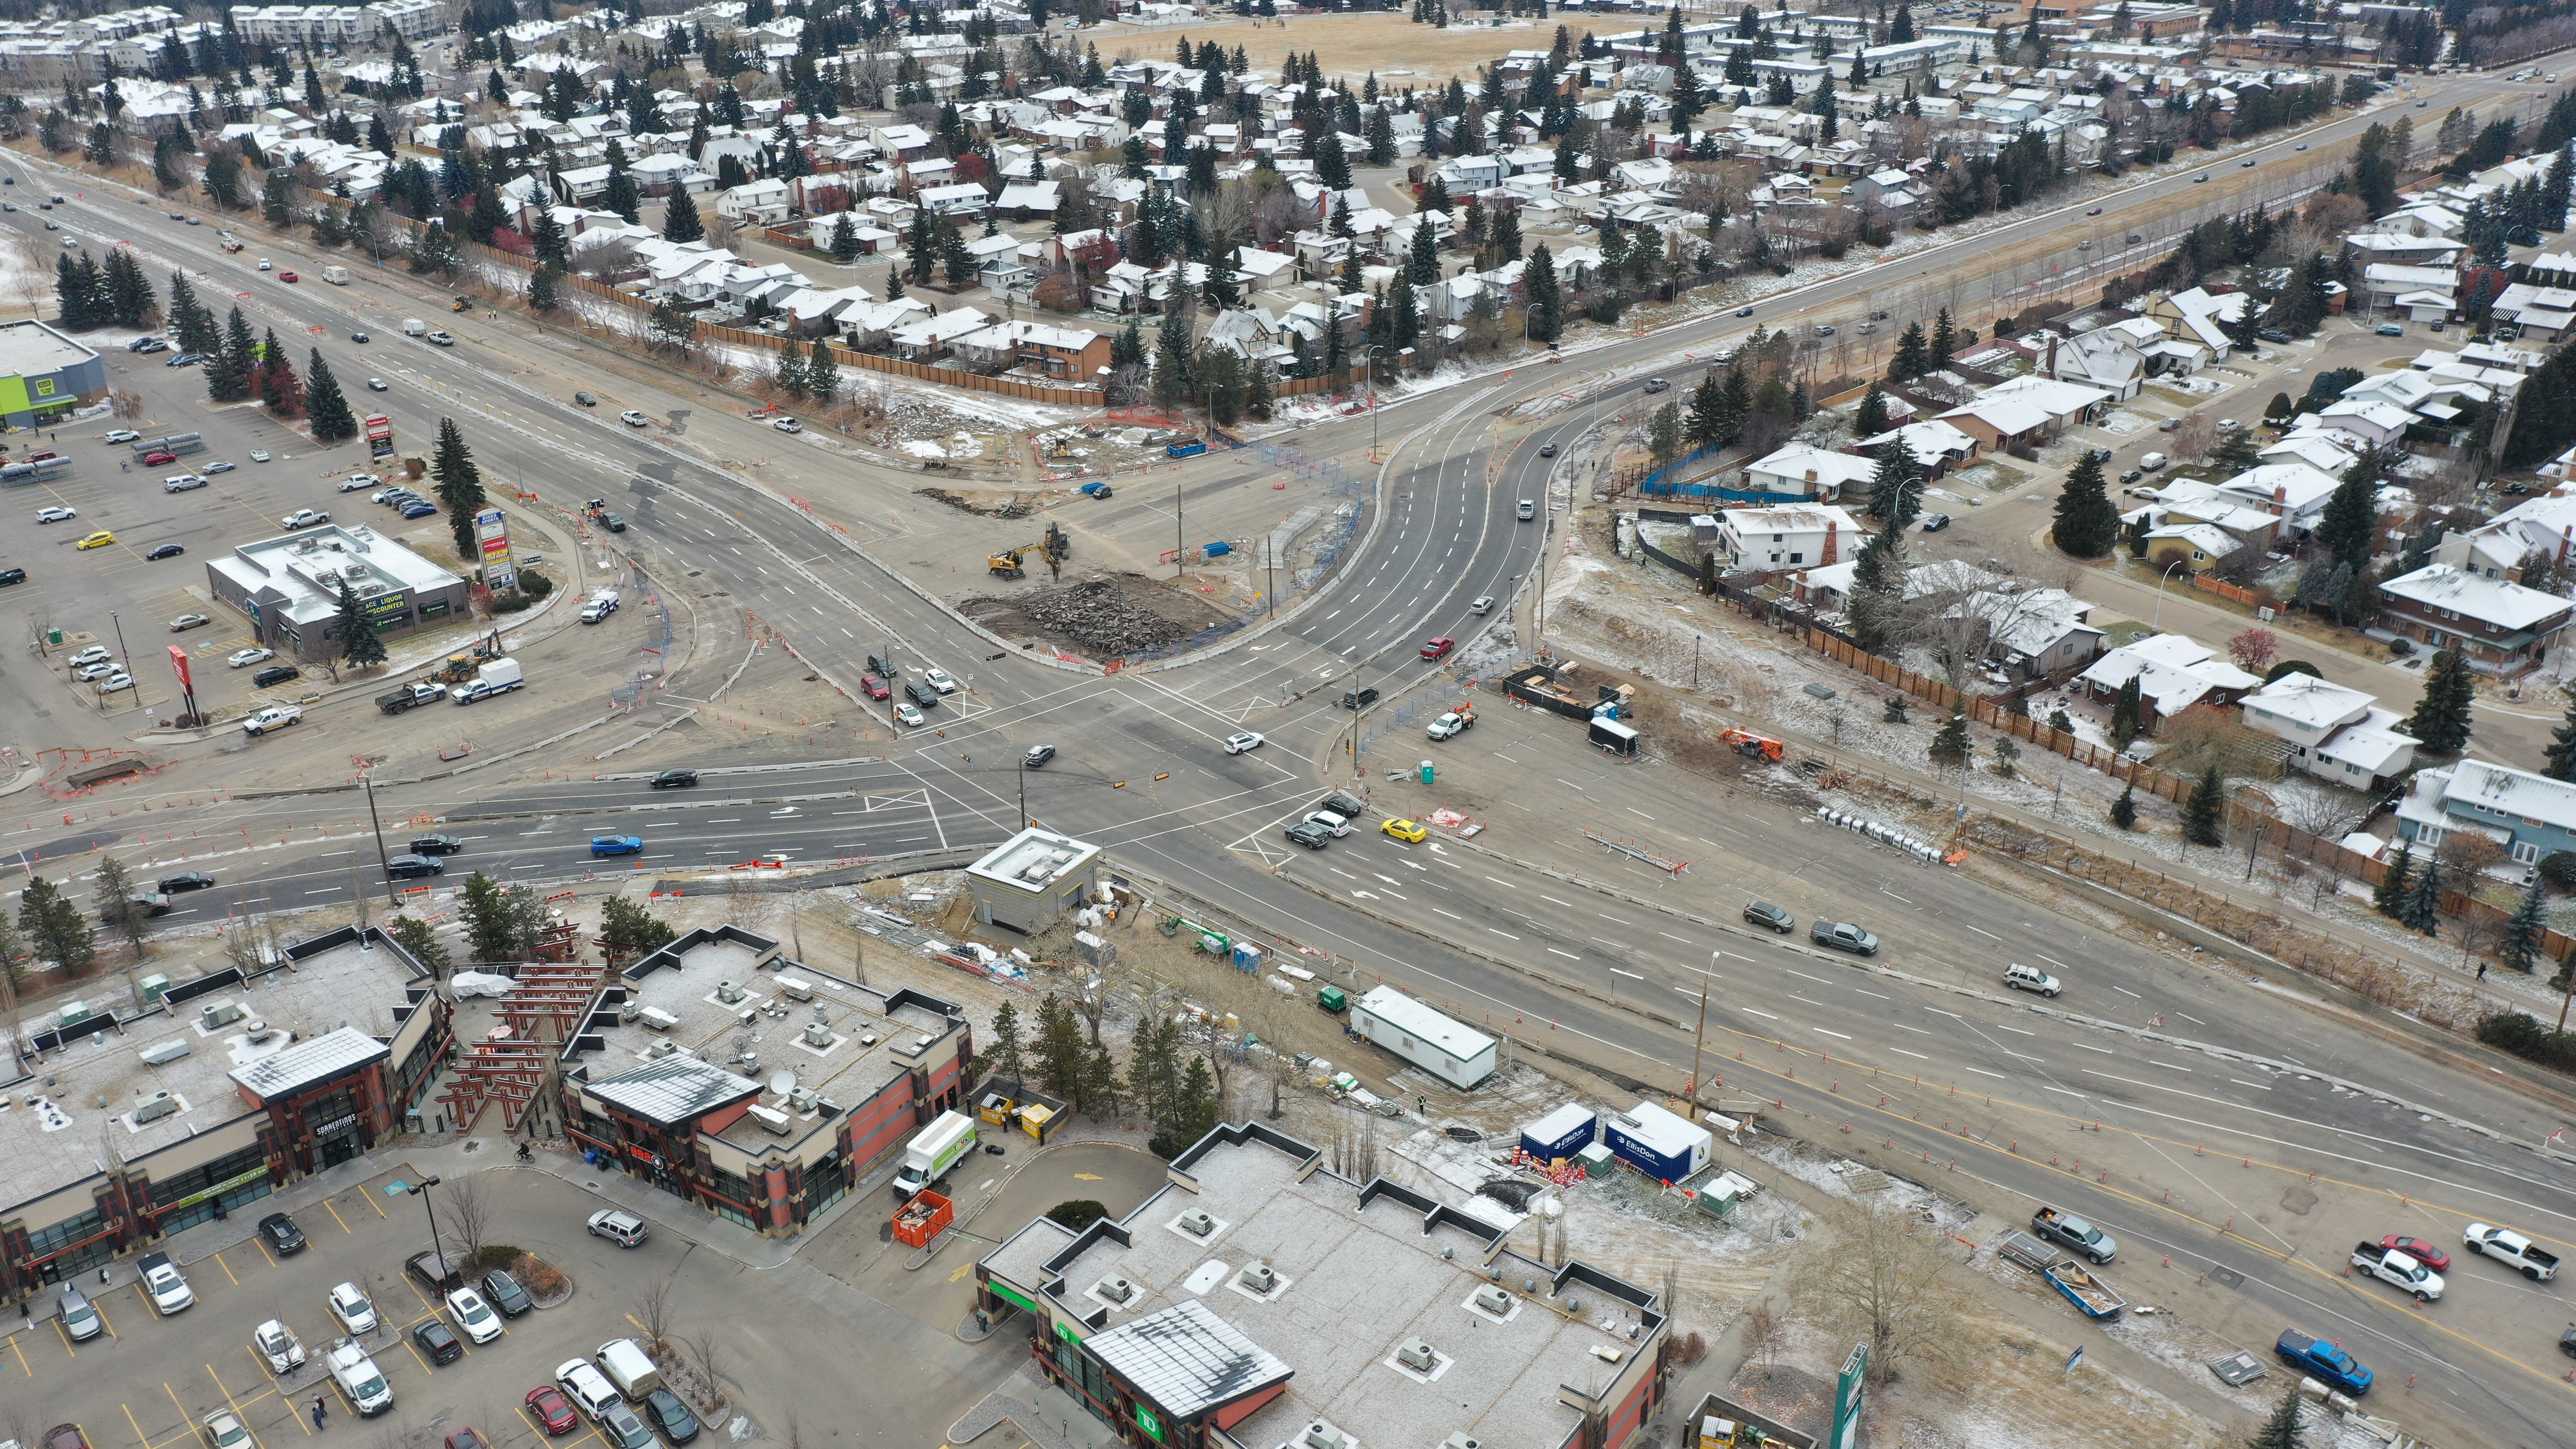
[961,575,1203,654]
[917,487,1033,518]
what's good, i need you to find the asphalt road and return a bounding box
[7,65,2576,1443]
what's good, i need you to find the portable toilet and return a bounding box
[1520,1103,1598,1165]
[1602,1101,1712,1182]
[1232,941,1265,974]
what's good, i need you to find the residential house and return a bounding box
[717,177,792,226]
[2146,288,2246,355]
[2238,672,2421,790]
[1713,503,1862,572]
[1741,443,1877,503]
[1955,585,2106,682]
[2044,328,2143,399]
[1937,395,2054,452]
[887,306,990,362]
[2397,758,2576,869]
[2361,263,2460,317]
[949,320,1111,381]
[2375,562,2575,675]
[2491,282,2576,344]
[2076,632,2261,733]
[1858,419,1980,476]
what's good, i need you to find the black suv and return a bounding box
[641,1391,700,1446]
[1341,686,1379,710]
[481,1268,532,1318]
[256,1211,306,1255]
[386,853,445,879]
[867,652,897,678]
[649,768,699,789]
[1285,821,1333,850]
[411,1318,463,1365]
[251,665,301,688]
[903,681,940,708]
[1023,744,1055,768]
[1743,901,1794,934]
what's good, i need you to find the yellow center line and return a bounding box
[325,1199,356,1232]
[212,1252,240,1287]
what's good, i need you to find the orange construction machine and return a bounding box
[1720,728,1784,763]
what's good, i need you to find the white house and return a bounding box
[1713,503,1863,571]
[1742,444,1877,502]
[2238,672,2421,790]
[2077,632,2262,731]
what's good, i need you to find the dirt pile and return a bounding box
[961,573,1229,655]
[916,487,1033,518]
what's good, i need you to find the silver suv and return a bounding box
[587,1208,648,1247]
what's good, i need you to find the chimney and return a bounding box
[1821,517,1840,566]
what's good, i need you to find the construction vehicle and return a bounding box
[987,521,1071,579]
[450,294,472,312]
[1719,727,1784,763]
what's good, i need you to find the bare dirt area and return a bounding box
[1122,12,1547,84]
[960,571,1234,656]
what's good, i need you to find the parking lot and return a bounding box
[0,336,465,724]
[0,1160,1025,1449]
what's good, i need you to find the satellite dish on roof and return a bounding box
[768,1069,796,1098]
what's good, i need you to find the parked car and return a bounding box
[2376,323,2405,336]
[251,665,302,688]
[483,1269,533,1317]
[203,459,235,474]
[642,1389,701,1445]
[328,1282,378,1334]
[35,505,75,523]
[1810,920,1879,955]
[525,1386,580,1437]
[588,1208,649,1247]
[227,647,275,668]
[1744,901,1794,933]
[139,1252,193,1314]
[201,1410,250,1449]
[412,1318,463,1365]
[446,1286,504,1344]
[253,1318,305,1373]
[257,1211,306,1254]
[58,1286,104,1342]
[1918,513,1951,532]
[145,543,186,560]
[169,612,210,631]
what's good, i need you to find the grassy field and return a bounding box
[1102,12,1557,85]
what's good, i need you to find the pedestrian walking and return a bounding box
[312,1395,327,1429]
[2477,960,2489,981]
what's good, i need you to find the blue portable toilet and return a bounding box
[1520,1103,1597,1164]
[1204,540,1233,557]
[1602,1101,1712,1183]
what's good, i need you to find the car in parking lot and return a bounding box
[65,528,106,549]
[0,567,23,587]
[257,1210,306,1254]
[2257,328,2293,344]
[282,508,330,529]
[243,704,304,736]
[893,700,925,726]
[47,1424,90,1449]
[1744,901,1795,933]
[446,1286,504,1344]
[590,835,645,857]
[1419,636,1456,660]
[69,645,110,667]
[143,450,177,464]
[58,1286,104,1341]
[249,448,270,462]
[166,353,204,367]
[589,1208,650,1245]
[140,1252,193,1313]
[36,505,75,523]
[525,1386,580,1436]
[252,664,300,687]
[145,543,185,560]
[74,659,117,682]
[1224,730,1264,754]
[203,459,234,474]
[598,1404,653,1449]
[253,1318,305,1373]
[444,1431,491,1449]
[340,474,380,491]
[400,501,438,518]
[169,612,209,631]
[227,646,275,668]
[104,428,141,444]
[1022,743,1056,769]
[201,1410,250,1449]
[642,1389,701,1445]
[412,1318,463,1365]
[483,1268,533,1317]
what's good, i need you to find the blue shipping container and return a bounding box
[1602,1101,1711,1183]
[1520,1103,1597,1164]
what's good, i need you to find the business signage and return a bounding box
[166,645,192,692]
[153,1165,270,1216]
[474,507,516,591]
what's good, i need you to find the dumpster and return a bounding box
[1318,984,1349,1014]
[893,1190,954,1248]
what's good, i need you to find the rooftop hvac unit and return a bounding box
[746,1103,792,1135]
[137,1038,192,1067]
[1396,1338,1436,1372]
[199,999,245,1030]
[343,564,368,579]
[788,1087,819,1113]
[243,1021,275,1043]
[1302,1421,1352,1449]
[637,1007,680,1032]
[57,1000,94,1027]
[776,974,813,1002]
[1238,1262,1275,1294]
[618,1003,640,1024]
[132,1090,179,1124]
[1095,1275,1134,1303]
[1440,1436,1482,1449]
[1472,1284,1511,1316]
[716,981,746,1004]
[801,1020,833,1048]
[355,582,388,598]
[1178,1210,1215,1237]
[138,973,171,1007]
[645,1039,678,1059]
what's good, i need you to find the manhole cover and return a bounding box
[2208,1265,2245,1288]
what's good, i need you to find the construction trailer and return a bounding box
[1349,985,1497,1089]
[1520,1103,1598,1164]
[1603,1100,1712,1183]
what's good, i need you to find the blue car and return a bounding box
[2276,1329,2371,1395]
[400,503,437,518]
[590,835,644,857]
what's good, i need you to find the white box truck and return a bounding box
[322,266,350,284]
[892,1111,977,1197]
[402,318,427,338]
[450,656,523,703]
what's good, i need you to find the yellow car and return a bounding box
[74,530,115,550]
[1380,818,1428,844]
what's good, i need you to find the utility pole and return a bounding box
[1175,479,1184,578]
[361,774,399,916]
[1686,958,1712,1121]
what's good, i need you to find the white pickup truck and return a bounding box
[2463,1223,2560,1280]
[2348,1241,2445,1302]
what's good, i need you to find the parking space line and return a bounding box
[8,1331,27,1375]
[212,1250,241,1285]
[125,1403,154,1449]
[252,1239,276,1267]
[354,1190,384,1220]
[209,1362,267,1449]
[164,1383,193,1440]
[323,1199,354,1232]
[55,1315,80,1354]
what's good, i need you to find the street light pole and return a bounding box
[360,774,399,917]
[1686,957,1712,1121]
[404,1175,448,1281]
[1017,756,1028,829]
[2151,556,2188,629]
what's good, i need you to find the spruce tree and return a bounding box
[2545,686,2576,781]
[2109,782,2137,830]
[1888,320,1929,379]
[2182,766,2225,848]
[332,579,388,668]
[828,213,860,264]
[2110,675,2143,747]
[207,306,257,402]
[771,343,808,400]
[2053,448,2119,557]
[1929,712,1971,768]
[806,338,838,406]
[985,1000,1028,1082]
[1868,446,1920,523]
[2245,1386,2302,1449]
[2502,881,2547,973]
[2406,647,2474,754]
[1853,381,1889,439]
[2374,840,2415,916]
[2398,854,2443,936]
[305,350,357,442]
[661,184,703,242]
[2313,460,2380,567]
[528,263,562,311]
[430,416,487,562]
[17,876,93,975]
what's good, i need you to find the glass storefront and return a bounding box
[150,1144,274,1235]
[24,1206,115,1285]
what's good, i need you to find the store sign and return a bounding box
[360,590,411,624]
[154,1166,270,1215]
[474,508,516,591]
[312,1113,359,1139]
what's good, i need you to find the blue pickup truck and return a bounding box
[2276,1329,2372,1395]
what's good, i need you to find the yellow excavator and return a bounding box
[988,521,1071,579]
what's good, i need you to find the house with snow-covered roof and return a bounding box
[2376,562,2575,675]
[2239,673,2419,790]
[2077,633,2261,733]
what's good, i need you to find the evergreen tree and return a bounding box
[256,329,304,417]
[2052,448,2119,557]
[2182,765,2225,848]
[827,213,860,264]
[2502,881,2548,973]
[168,270,216,354]
[430,416,487,561]
[17,876,93,976]
[2109,782,2137,830]
[2546,687,2576,781]
[1888,320,1929,379]
[2211,423,2263,474]
[1683,373,1728,451]
[660,184,703,243]
[2109,675,2143,748]
[528,262,562,312]
[207,305,257,402]
[1525,242,1562,345]
[771,343,808,400]
[103,248,154,328]
[806,338,838,406]
[1847,518,1907,654]
[2244,1386,2302,1449]
[529,206,569,266]
[1852,382,1889,439]
[1929,713,1972,768]
[649,294,696,351]
[305,350,357,442]
[1929,306,1954,361]
[2313,459,2380,567]
[332,579,388,668]
[1079,1043,1125,1118]
[2373,840,2415,916]
[2398,853,2443,935]
[602,138,639,222]
[1245,359,1273,421]
[2407,647,2474,753]
[1867,447,1920,524]
[52,251,94,328]
[984,1000,1028,1082]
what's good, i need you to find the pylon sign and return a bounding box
[1834,1343,1868,1449]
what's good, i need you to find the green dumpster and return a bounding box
[1318,985,1348,1014]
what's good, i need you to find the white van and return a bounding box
[2138,452,2166,471]
[322,266,350,285]
[402,318,427,338]
[596,1337,662,1399]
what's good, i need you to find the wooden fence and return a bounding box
[1796,625,2575,968]
[2192,574,2268,608]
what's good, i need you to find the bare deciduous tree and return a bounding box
[684,1323,730,1414]
[636,1270,676,1356]
[1742,1298,1786,1379]
[1795,1200,1967,1386]
[440,1176,491,1271]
